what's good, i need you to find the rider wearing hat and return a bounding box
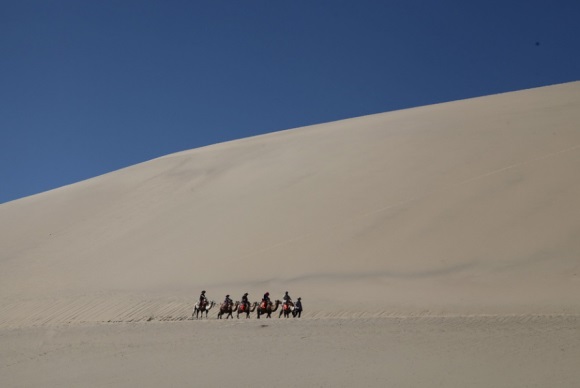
[241,293,249,310]
[294,297,303,318]
[199,290,207,308]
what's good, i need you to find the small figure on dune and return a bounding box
[257,292,280,319]
[217,295,237,319]
[240,293,249,311]
[192,290,214,319]
[199,290,208,309]
[241,293,249,309]
[261,292,271,309]
[237,293,257,319]
[292,297,303,318]
[280,291,294,318]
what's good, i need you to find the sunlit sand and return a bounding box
[1,82,579,387]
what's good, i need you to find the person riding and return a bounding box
[199,290,207,308]
[283,291,293,306]
[224,294,233,308]
[241,293,249,310]
[262,292,271,308]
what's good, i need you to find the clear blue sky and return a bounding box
[2,0,579,204]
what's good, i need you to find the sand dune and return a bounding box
[1,82,580,387]
[2,81,579,324]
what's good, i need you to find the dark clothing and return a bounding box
[262,294,271,307]
[241,295,249,306]
[294,300,302,318]
[224,297,232,306]
[199,293,207,306]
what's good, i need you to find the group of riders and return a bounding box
[198,290,303,317]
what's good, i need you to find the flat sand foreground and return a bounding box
[1,316,579,388]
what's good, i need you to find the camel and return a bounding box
[256,299,281,319]
[217,301,238,319]
[279,301,294,318]
[236,301,258,319]
[192,300,215,319]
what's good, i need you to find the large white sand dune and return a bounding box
[2,82,580,387]
[1,82,580,325]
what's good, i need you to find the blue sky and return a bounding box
[1,0,579,204]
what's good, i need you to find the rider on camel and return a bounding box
[224,294,233,308]
[241,293,249,311]
[283,291,293,306]
[199,290,207,308]
[262,292,271,308]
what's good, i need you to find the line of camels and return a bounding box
[192,299,301,319]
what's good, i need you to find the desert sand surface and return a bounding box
[2,316,579,388]
[1,81,580,387]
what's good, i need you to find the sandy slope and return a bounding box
[1,82,580,386]
[1,82,580,324]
